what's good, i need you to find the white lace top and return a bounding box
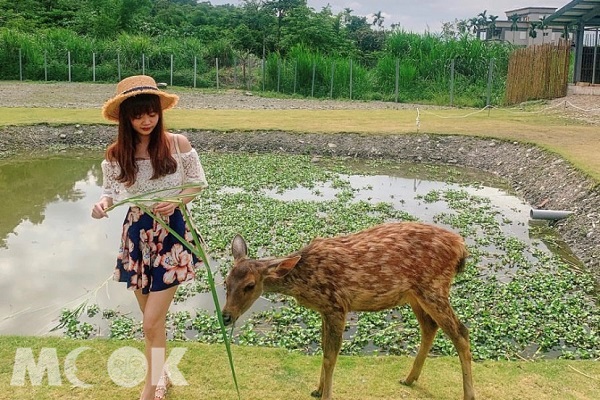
[101,148,208,205]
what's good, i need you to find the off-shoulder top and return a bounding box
[100,148,208,205]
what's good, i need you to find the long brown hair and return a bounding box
[106,94,177,186]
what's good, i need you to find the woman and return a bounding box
[92,75,207,400]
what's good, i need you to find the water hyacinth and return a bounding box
[55,153,600,362]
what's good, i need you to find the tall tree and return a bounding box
[372,10,384,30]
[488,15,498,40]
[509,13,520,44]
[468,17,479,36]
[477,10,488,40]
[529,21,538,46]
[264,0,306,52]
[539,16,548,44]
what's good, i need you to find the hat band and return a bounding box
[120,85,159,95]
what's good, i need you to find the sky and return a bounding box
[207,0,569,33]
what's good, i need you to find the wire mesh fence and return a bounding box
[1,47,506,107]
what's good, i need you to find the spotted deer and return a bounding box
[222,222,475,400]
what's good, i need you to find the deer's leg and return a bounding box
[402,299,439,386]
[311,311,346,400]
[420,297,475,400]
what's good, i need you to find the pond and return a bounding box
[1,150,598,361]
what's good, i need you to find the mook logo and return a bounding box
[10,347,187,387]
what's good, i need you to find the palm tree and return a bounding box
[488,15,498,40]
[529,21,538,45]
[341,7,353,26]
[457,19,468,35]
[469,17,479,37]
[509,13,520,44]
[372,10,384,30]
[539,16,548,44]
[478,10,488,40]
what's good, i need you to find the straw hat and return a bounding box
[102,75,179,122]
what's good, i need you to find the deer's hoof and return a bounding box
[310,389,322,398]
[400,379,414,387]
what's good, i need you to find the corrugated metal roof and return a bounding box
[545,0,600,27]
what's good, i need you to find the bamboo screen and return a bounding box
[505,41,571,105]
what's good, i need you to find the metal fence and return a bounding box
[2,49,504,106]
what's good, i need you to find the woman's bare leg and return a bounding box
[135,286,177,400]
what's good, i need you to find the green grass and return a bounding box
[1,336,599,399]
[2,91,600,399]
[2,103,600,181]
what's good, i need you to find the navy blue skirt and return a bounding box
[114,207,201,294]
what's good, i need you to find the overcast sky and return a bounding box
[208,1,568,32]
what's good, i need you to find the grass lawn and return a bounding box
[1,105,600,181]
[1,336,599,400]
[1,98,599,399]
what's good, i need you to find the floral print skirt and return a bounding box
[114,206,201,294]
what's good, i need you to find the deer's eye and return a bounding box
[244,283,255,292]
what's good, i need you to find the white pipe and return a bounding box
[530,209,573,220]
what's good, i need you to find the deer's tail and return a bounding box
[456,244,469,274]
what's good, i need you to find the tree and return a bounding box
[287,6,350,55]
[478,10,488,40]
[509,13,519,43]
[488,15,498,40]
[529,21,538,45]
[468,17,479,36]
[344,14,383,60]
[264,0,306,52]
[340,7,353,26]
[440,19,469,40]
[456,19,469,36]
[372,10,384,30]
[539,16,548,44]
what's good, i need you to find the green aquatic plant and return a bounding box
[53,154,600,362]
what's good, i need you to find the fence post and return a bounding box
[117,53,121,81]
[277,55,281,93]
[311,61,316,97]
[142,53,145,75]
[194,56,197,88]
[395,58,399,103]
[170,54,174,86]
[68,51,72,82]
[247,58,252,90]
[486,58,494,110]
[349,59,353,100]
[592,28,599,84]
[93,52,96,82]
[19,48,23,81]
[329,61,335,98]
[44,51,48,81]
[293,59,297,94]
[216,57,219,90]
[450,59,455,106]
[262,57,265,91]
[234,57,238,88]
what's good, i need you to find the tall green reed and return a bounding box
[0,27,513,105]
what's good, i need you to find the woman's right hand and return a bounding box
[91,198,111,219]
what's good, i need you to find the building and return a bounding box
[493,7,569,45]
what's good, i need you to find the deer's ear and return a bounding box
[266,256,301,279]
[232,234,248,260]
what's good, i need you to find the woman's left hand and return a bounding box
[152,202,178,218]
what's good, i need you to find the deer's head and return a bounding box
[221,234,300,326]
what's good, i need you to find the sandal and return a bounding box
[154,370,172,400]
